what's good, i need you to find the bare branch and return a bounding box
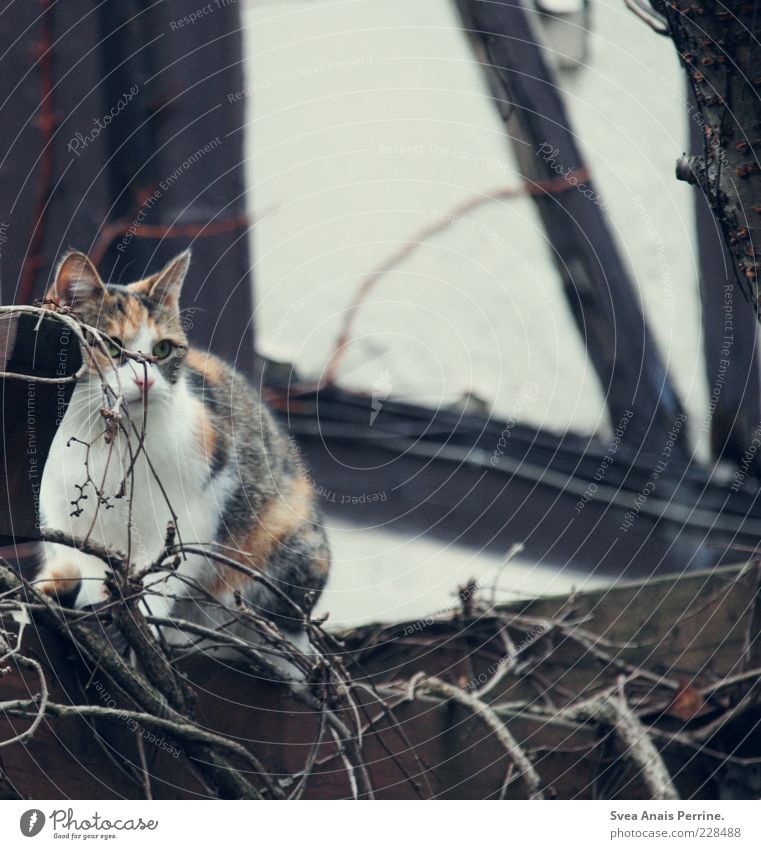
[410,673,545,800]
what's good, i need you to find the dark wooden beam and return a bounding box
[0,312,80,544]
[0,1,255,372]
[456,0,689,459]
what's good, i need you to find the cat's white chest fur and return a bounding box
[40,378,220,609]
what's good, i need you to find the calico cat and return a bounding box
[35,249,330,652]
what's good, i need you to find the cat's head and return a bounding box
[45,250,191,405]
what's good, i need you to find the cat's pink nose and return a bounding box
[133,375,155,392]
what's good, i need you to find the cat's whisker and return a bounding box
[60,404,110,440]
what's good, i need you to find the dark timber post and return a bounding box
[457,0,689,459]
[0,1,255,372]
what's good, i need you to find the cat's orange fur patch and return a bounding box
[125,297,147,334]
[37,562,82,598]
[196,410,217,463]
[127,277,154,295]
[107,297,155,341]
[185,349,225,385]
[210,476,315,597]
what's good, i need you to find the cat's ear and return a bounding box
[47,251,107,306]
[138,250,190,311]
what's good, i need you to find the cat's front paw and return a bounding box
[35,560,82,607]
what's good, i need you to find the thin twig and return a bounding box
[410,673,544,799]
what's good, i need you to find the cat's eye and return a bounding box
[105,338,122,358]
[152,339,174,360]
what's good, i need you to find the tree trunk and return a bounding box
[691,93,761,475]
[653,0,761,314]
